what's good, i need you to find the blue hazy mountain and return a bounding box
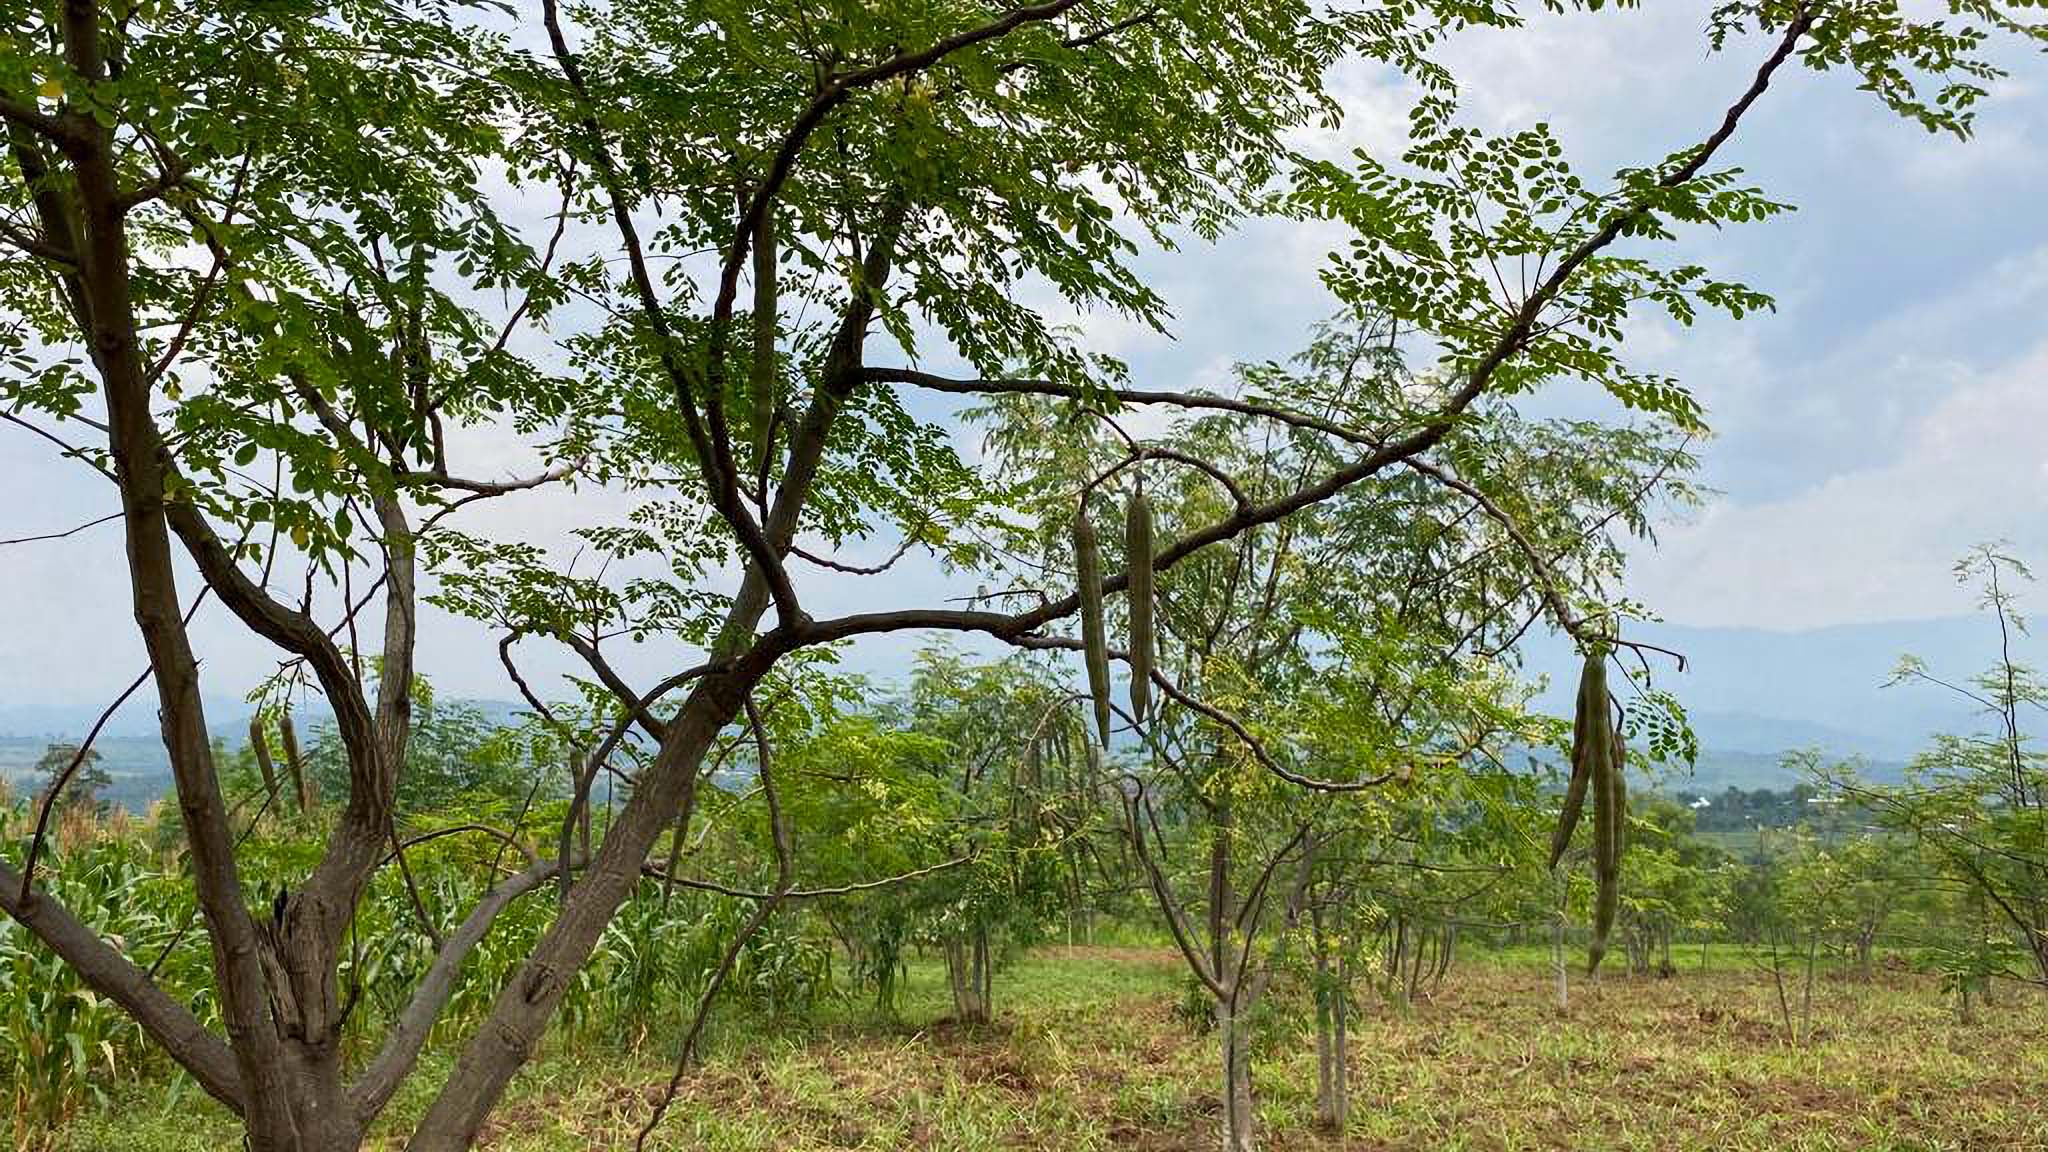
[0,697,539,812]
[1520,614,2008,763]
[1,615,2022,804]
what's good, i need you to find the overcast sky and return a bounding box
[3,2,2045,718]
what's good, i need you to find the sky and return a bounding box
[3,2,2046,725]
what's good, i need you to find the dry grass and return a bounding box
[44,945,2048,1151]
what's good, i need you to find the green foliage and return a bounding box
[1830,545,2048,982]
[304,681,556,813]
[0,826,206,1136]
[32,744,113,817]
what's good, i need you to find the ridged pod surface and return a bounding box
[1547,652,1603,871]
[1586,655,1624,974]
[1124,489,1155,724]
[1074,507,1113,748]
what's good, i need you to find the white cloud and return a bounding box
[1630,336,2048,628]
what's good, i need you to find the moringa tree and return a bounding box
[1830,545,2048,983]
[1,1,2040,1150]
[904,647,1081,1025]
[1017,319,1690,1151]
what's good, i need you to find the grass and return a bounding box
[41,945,2048,1151]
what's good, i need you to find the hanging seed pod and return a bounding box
[1546,650,1606,871]
[1607,708,1629,862]
[1587,667,1624,975]
[1074,506,1113,748]
[1125,488,1156,724]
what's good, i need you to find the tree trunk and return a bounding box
[1311,937,1350,1135]
[1332,955,1350,1131]
[945,937,966,1016]
[1800,935,1818,1042]
[945,931,992,1026]
[407,668,753,1149]
[1404,921,1425,1003]
[1311,908,1339,1132]
[974,927,993,1020]
[1626,924,1649,976]
[1386,917,1408,1007]
[1216,1000,1256,1152]
[1767,935,1795,1041]
[1552,909,1568,1013]
[57,53,305,1144]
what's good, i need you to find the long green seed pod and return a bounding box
[1125,489,1156,724]
[1608,718,1629,862]
[1588,674,1623,974]
[1547,651,1605,870]
[1074,507,1113,748]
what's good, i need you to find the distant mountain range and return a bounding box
[0,698,539,813]
[1519,614,2010,762]
[0,614,2022,806]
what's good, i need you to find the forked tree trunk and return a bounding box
[945,930,992,1025]
[408,671,750,1148]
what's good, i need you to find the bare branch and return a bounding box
[1123,783,1223,997]
[0,509,121,546]
[645,854,973,903]
[0,410,116,482]
[867,366,1376,448]
[349,854,565,1122]
[788,536,918,575]
[538,0,799,626]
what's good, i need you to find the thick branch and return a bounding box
[349,855,564,1123]
[160,486,380,793]
[633,695,793,1149]
[0,858,245,1112]
[538,0,799,627]
[1124,785,1223,997]
[867,366,1376,448]
[807,17,1813,664]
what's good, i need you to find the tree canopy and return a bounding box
[3,0,2045,1149]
